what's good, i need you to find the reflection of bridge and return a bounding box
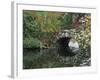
[39,29,79,57]
[56,29,79,57]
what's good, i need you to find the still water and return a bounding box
[23,48,91,69]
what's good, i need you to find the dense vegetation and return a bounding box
[23,10,91,69]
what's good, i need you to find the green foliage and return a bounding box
[23,11,62,48]
[23,11,41,38]
[23,10,91,50]
[59,13,73,29]
[23,11,42,48]
[23,37,40,48]
[34,12,62,32]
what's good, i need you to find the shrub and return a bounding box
[23,37,41,48]
[70,15,91,49]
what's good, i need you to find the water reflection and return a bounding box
[23,48,91,69]
[23,48,67,69]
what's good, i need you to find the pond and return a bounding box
[23,47,91,69]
